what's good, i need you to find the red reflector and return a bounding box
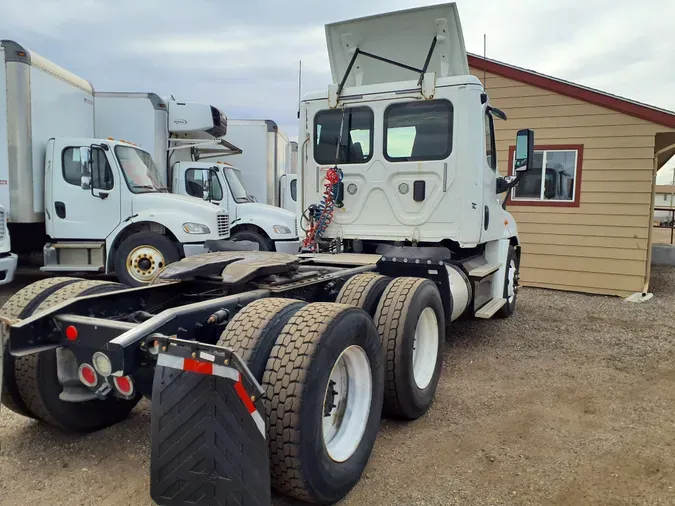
[114,376,133,396]
[78,364,97,387]
[183,358,213,375]
[234,379,256,414]
[65,325,78,341]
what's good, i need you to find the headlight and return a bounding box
[273,225,292,234]
[182,222,211,234]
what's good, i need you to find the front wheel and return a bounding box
[114,232,180,287]
[231,229,272,251]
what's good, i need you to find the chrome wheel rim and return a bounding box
[322,345,372,463]
[412,307,439,390]
[127,245,165,283]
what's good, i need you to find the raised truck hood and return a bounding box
[325,2,468,87]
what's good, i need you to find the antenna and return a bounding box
[297,60,302,119]
[483,34,487,90]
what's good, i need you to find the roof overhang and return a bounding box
[468,54,675,130]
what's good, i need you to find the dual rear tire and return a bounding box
[216,273,446,504]
[1,279,141,432]
[337,273,446,420]
[218,299,384,505]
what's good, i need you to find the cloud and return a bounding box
[1,0,673,145]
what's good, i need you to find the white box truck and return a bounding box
[0,40,232,286]
[94,94,301,253]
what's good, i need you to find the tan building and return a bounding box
[468,55,675,297]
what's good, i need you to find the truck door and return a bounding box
[279,174,298,213]
[46,140,121,240]
[479,109,503,242]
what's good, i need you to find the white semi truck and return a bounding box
[94,95,301,253]
[2,4,535,506]
[0,40,233,287]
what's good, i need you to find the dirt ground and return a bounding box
[1,268,674,506]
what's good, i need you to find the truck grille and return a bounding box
[217,213,229,237]
[294,219,298,237]
[0,209,5,239]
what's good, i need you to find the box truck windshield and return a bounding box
[115,145,168,193]
[223,167,252,203]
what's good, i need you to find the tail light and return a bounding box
[78,364,98,387]
[113,376,134,397]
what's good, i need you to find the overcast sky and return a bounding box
[2,0,674,155]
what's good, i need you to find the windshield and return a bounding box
[114,145,168,194]
[223,167,252,203]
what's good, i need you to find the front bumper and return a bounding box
[274,239,302,254]
[182,243,208,257]
[0,253,18,285]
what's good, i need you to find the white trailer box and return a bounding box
[222,120,292,207]
[1,40,95,224]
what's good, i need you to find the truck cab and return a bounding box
[299,3,534,318]
[43,138,230,285]
[172,160,301,253]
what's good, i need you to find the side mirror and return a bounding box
[514,129,535,173]
[79,147,92,189]
[201,169,211,201]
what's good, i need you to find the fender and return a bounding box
[104,210,203,273]
[233,204,298,241]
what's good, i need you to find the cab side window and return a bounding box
[62,147,113,190]
[185,169,223,201]
[290,178,297,201]
[485,111,496,170]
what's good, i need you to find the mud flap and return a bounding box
[150,337,270,506]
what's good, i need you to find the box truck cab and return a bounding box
[46,138,229,285]
[94,95,302,253]
[172,160,300,252]
[0,40,230,286]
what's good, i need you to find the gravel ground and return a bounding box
[1,267,674,506]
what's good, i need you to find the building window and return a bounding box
[508,145,583,207]
[314,107,373,165]
[62,147,113,190]
[384,100,453,162]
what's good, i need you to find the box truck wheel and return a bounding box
[217,297,306,381]
[13,280,141,432]
[496,245,519,318]
[1,276,81,418]
[231,229,272,251]
[374,277,445,420]
[115,232,180,287]
[335,273,391,317]
[264,303,384,504]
